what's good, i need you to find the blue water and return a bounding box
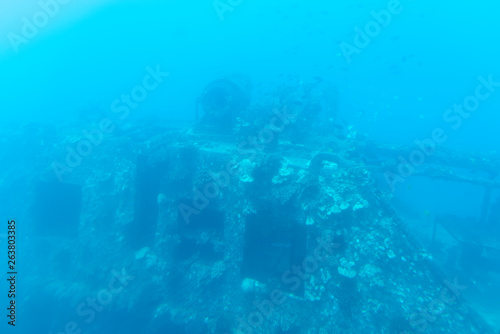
[1,0,500,333]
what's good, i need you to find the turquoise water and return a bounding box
[1,1,500,333]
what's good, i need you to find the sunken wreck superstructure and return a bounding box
[8,76,499,333]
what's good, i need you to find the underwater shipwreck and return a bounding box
[10,75,500,333]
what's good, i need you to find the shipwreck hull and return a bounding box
[10,123,497,334]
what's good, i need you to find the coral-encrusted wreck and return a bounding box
[11,78,497,333]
